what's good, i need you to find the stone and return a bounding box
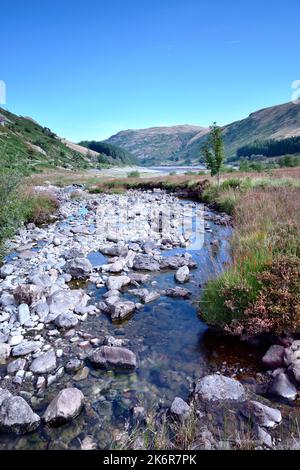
[64,257,92,279]
[55,312,79,329]
[35,301,50,321]
[170,397,191,417]
[0,396,40,434]
[12,340,42,357]
[0,343,11,364]
[195,374,246,402]
[99,244,128,257]
[0,264,14,278]
[43,387,84,426]
[30,350,57,374]
[0,311,10,322]
[133,254,160,272]
[164,287,191,298]
[103,289,120,299]
[128,272,149,284]
[73,367,89,381]
[288,360,300,384]
[269,372,297,400]
[89,346,137,369]
[256,426,273,448]
[7,358,26,374]
[262,345,285,369]
[175,266,190,283]
[106,275,131,291]
[105,335,124,347]
[128,288,160,303]
[17,304,31,325]
[110,300,136,321]
[0,292,16,307]
[240,400,282,428]
[65,358,83,373]
[160,254,196,270]
[46,289,89,320]
[0,388,12,405]
[284,342,300,367]
[107,260,124,273]
[9,335,24,346]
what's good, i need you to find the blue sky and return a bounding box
[1,0,299,141]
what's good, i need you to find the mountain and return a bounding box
[105,125,208,165]
[105,101,300,164]
[0,108,136,174]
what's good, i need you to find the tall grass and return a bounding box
[201,185,300,338]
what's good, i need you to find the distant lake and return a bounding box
[149,165,207,175]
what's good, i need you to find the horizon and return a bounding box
[1,0,299,142]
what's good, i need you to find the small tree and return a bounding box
[202,122,224,186]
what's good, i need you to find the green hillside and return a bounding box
[78,140,137,166]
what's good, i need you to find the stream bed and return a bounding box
[0,187,264,450]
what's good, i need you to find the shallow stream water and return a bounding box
[0,198,263,450]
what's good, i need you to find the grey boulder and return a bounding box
[195,374,246,402]
[43,387,84,426]
[63,257,92,279]
[89,346,137,369]
[55,312,79,329]
[240,400,282,428]
[30,350,57,374]
[0,396,40,434]
[269,372,297,401]
[262,345,285,369]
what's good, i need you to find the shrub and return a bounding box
[127,170,140,178]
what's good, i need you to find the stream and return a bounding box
[0,187,263,450]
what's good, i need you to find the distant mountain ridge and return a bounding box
[105,101,300,164]
[106,125,209,165]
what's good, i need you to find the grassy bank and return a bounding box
[89,167,300,339]
[0,167,59,260]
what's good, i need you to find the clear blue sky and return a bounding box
[1,0,299,141]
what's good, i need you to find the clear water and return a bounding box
[0,202,261,450]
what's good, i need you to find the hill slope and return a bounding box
[192,100,300,161]
[0,108,137,173]
[105,101,300,164]
[105,125,208,165]
[78,140,137,166]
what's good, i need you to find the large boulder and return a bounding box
[12,340,42,357]
[63,257,92,279]
[0,396,40,434]
[175,266,190,283]
[55,312,79,329]
[106,275,131,291]
[195,374,246,402]
[240,400,282,428]
[30,350,57,374]
[43,388,84,426]
[133,254,160,272]
[269,372,297,401]
[110,300,136,321]
[99,244,128,257]
[128,288,160,304]
[89,346,137,369]
[160,254,196,270]
[262,345,285,369]
[46,289,89,321]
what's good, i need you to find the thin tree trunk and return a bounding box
[217,171,220,187]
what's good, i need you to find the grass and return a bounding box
[0,164,59,260]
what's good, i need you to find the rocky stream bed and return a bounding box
[0,185,300,450]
